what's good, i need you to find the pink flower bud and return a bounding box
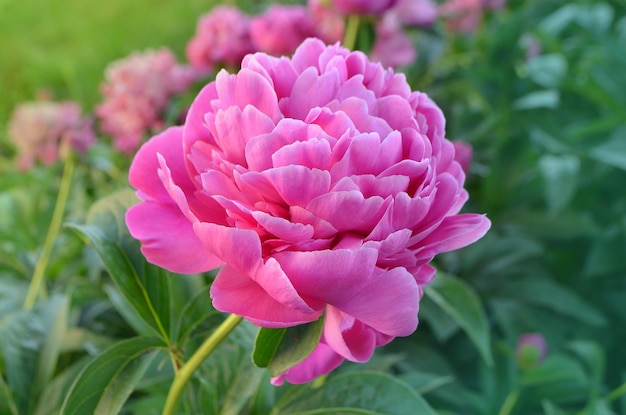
[516,333,548,369]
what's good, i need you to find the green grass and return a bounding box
[0,0,218,145]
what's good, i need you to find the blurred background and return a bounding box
[1,0,625,414]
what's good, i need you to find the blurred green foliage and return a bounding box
[1,0,626,414]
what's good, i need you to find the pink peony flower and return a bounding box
[249,5,319,56]
[96,48,198,153]
[186,5,254,70]
[440,0,483,33]
[370,16,417,68]
[308,0,345,44]
[452,140,473,175]
[387,0,439,27]
[126,38,490,384]
[330,0,398,16]
[8,100,95,170]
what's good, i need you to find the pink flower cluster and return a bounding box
[8,100,95,170]
[186,6,255,71]
[440,0,506,33]
[127,39,490,384]
[96,48,198,153]
[187,4,340,71]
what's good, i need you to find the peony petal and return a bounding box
[331,266,419,336]
[211,265,320,327]
[271,341,344,385]
[271,138,332,170]
[413,213,491,261]
[252,210,314,242]
[274,248,378,305]
[281,66,340,119]
[263,166,331,207]
[214,68,282,122]
[323,306,377,362]
[193,222,262,274]
[126,202,222,274]
[129,127,192,203]
[306,190,387,233]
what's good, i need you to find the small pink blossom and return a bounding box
[440,0,483,33]
[452,140,473,175]
[186,6,254,70]
[387,0,439,27]
[483,0,506,10]
[330,0,398,16]
[8,100,95,170]
[250,5,319,56]
[370,18,417,68]
[127,38,490,384]
[96,48,197,153]
[516,333,548,369]
[308,0,345,44]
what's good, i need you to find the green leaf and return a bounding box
[195,322,265,415]
[568,341,605,388]
[0,375,18,415]
[273,371,438,415]
[526,54,568,88]
[67,190,172,341]
[590,131,626,171]
[424,273,493,366]
[0,295,69,415]
[498,278,606,327]
[60,336,165,415]
[513,90,560,110]
[521,355,587,387]
[33,358,91,415]
[253,315,325,377]
[539,154,580,214]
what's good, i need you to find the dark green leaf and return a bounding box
[590,132,626,171]
[526,54,567,88]
[513,90,560,110]
[0,375,18,415]
[253,315,325,377]
[68,190,172,341]
[424,273,493,366]
[539,154,580,213]
[498,278,606,327]
[60,336,165,415]
[273,371,438,415]
[195,322,265,415]
[568,340,605,388]
[0,295,68,415]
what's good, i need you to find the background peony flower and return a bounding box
[440,0,484,33]
[96,48,198,153]
[386,0,439,27]
[329,0,398,16]
[186,5,254,70]
[370,16,417,68]
[249,5,319,56]
[8,100,95,170]
[308,0,345,44]
[127,38,490,384]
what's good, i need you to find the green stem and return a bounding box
[497,390,519,415]
[343,14,360,50]
[162,314,243,415]
[23,156,75,310]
